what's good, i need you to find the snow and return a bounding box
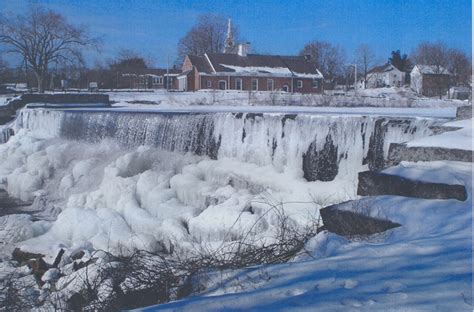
[0,95,14,106]
[217,65,324,79]
[134,160,472,312]
[406,118,473,150]
[102,89,468,109]
[0,109,438,257]
[218,65,293,75]
[0,101,471,310]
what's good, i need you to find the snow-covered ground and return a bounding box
[135,167,472,311]
[407,118,473,151]
[104,89,469,109]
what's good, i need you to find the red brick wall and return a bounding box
[199,75,323,93]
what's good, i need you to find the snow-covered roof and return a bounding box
[197,53,323,78]
[369,63,402,74]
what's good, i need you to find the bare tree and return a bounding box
[0,6,98,92]
[176,14,238,65]
[355,44,376,89]
[446,48,471,86]
[299,41,346,81]
[411,42,452,98]
[411,42,450,74]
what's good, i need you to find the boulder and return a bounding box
[388,143,473,165]
[12,248,44,264]
[357,171,467,201]
[320,202,401,237]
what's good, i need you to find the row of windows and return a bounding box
[205,78,320,90]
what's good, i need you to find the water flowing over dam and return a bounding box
[14,109,439,182]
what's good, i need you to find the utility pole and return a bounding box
[166,54,170,91]
[354,64,357,95]
[346,64,357,95]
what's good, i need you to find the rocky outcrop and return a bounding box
[388,143,472,165]
[303,134,339,181]
[357,170,467,201]
[320,202,401,237]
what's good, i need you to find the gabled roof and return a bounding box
[413,64,450,75]
[187,55,214,73]
[188,53,323,78]
[369,63,402,74]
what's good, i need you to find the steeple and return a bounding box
[224,19,234,53]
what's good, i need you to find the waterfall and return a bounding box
[12,109,439,182]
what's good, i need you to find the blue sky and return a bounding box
[0,0,471,67]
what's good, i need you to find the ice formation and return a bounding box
[0,108,440,256]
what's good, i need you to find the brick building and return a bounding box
[177,47,324,94]
[119,68,181,90]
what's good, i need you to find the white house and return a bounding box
[364,63,406,88]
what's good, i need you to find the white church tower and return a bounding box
[223,19,234,53]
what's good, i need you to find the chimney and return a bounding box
[238,42,251,57]
[304,54,312,61]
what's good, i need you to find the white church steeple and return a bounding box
[224,19,234,53]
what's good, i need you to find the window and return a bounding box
[251,79,258,91]
[219,80,227,90]
[267,79,274,91]
[235,78,242,90]
[312,79,319,88]
[282,85,289,92]
[207,80,212,88]
[297,80,303,88]
[153,77,163,85]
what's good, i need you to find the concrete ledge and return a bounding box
[320,202,401,237]
[21,93,109,105]
[0,93,110,126]
[357,170,467,201]
[388,143,473,165]
[456,105,472,120]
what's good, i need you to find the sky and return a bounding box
[0,0,471,68]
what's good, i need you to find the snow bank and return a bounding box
[406,118,473,151]
[136,160,473,311]
[105,89,468,109]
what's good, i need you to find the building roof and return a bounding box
[187,53,323,78]
[187,55,214,73]
[368,63,402,74]
[413,64,450,75]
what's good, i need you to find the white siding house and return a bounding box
[365,63,406,88]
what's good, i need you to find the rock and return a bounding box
[303,134,339,182]
[357,171,467,201]
[28,257,49,286]
[388,143,473,165]
[456,105,472,120]
[12,248,44,264]
[320,202,401,237]
[71,250,85,261]
[52,249,65,267]
[41,268,61,283]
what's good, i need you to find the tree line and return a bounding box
[0,7,471,92]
